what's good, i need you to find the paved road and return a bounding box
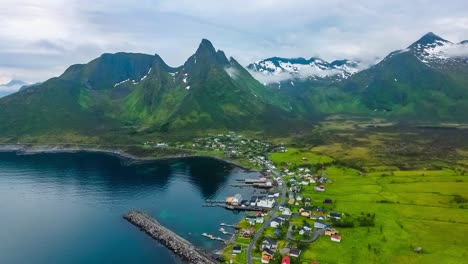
[247,168,287,264]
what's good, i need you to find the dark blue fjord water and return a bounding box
[0,152,257,264]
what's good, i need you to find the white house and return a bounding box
[270,217,284,228]
[282,208,292,216]
[257,198,275,208]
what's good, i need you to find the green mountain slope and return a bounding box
[284,32,468,122]
[340,32,468,121]
[0,39,299,141]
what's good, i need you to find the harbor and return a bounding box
[123,210,217,264]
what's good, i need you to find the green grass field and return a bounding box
[281,165,468,264]
[269,147,334,169]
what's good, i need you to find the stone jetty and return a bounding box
[123,210,217,264]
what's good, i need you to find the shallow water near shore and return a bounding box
[0,151,257,264]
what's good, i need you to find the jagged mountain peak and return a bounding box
[409,32,451,49]
[196,38,217,56]
[184,39,230,72]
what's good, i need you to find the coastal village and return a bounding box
[141,132,377,264]
[148,132,350,264]
[214,165,346,264]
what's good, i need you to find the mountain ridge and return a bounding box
[0,33,467,142]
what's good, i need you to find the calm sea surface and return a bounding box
[0,152,257,264]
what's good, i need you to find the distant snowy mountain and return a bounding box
[0,79,30,97]
[247,57,363,87]
[383,32,468,67]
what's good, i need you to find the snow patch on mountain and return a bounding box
[247,57,363,84]
[411,36,468,65]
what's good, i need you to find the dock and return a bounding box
[219,228,235,235]
[220,223,240,229]
[202,203,269,211]
[123,210,217,264]
[201,233,225,243]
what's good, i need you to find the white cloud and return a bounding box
[442,43,468,57]
[0,0,467,83]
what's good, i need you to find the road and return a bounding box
[246,168,287,264]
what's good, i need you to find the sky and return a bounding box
[0,0,467,85]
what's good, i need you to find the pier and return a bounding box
[220,223,240,229]
[202,203,269,211]
[123,210,217,264]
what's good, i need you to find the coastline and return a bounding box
[0,143,256,262]
[0,143,255,171]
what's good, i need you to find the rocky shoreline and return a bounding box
[0,143,254,170]
[124,210,217,264]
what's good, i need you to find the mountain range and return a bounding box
[0,32,467,141]
[247,57,362,89]
[0,39,298,139]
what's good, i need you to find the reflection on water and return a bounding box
[0,152,256,264]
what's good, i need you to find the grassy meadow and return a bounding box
[266,118,468,264]
[293,166,468,264]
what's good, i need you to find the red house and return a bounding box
[281,256,290,264]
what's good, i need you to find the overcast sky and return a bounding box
[0,0,467,84]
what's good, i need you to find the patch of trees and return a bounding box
[357,212,376,227]
[452,195,467,204]
[331,218,355,228]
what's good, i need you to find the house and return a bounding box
[299,229,305,235]
[331,234,342,242]
[262,247,275,257]
[314,221,329,229]
[246,214,256,225]
[303,222,312,231]
[262,247,275,263]
[325,229,338,236]
[256,216,265,224]
[289,248,302,258]
[300,181,309,186]
[257,198,275,208]
[262,237,278,249]
[233,245,242,254]
[249,196,259,206]
[329,212,342,220]
[270,217,284,228]
[296,196,303,201]
[314,186,325,192]
[232,193,243,205]
[301,211,310,217]
[282,208,292,216]
[261,255,271,264]
[281,256,291,264]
